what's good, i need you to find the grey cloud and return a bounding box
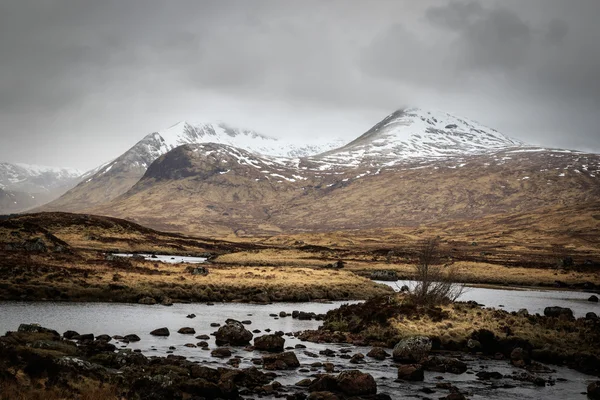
[0,0,599,170]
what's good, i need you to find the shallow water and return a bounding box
[112,253,207,264]
[377,280,599,318]
[0,288,598,398]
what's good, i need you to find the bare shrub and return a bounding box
[410,238,464,306]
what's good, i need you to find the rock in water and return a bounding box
[588,381,600,399]
[543,306,574,319]
[423,356,468,374]
[262,351,300,370]
[393,336,432,363]
[215,319,253,345]
[150,327,170,336]
[254,334,285,352]
[336,370,377,396]
[397,364,425,381]
[366,347,389,360]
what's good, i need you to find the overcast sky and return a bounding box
[1,0,599,171]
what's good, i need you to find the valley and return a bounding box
[1,108,599,400]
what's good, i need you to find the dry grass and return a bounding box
[391,300,598,355]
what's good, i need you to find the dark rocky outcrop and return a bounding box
[150,327,170,336]
[543,306,574,319]
[263,351,300,370]
[254,334,285,352]
[396,364,424,381]
[215,319,253,346]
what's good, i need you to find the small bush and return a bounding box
[410,238,464,306]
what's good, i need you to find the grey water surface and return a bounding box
[0,286,597,399]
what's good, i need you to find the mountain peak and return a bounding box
[316,107,524,166]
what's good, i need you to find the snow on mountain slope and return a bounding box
[314,108,524,168]
[0,162,82,193]
[90,121,345,180]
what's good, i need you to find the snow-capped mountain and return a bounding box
[90,121,345,180]
[0,162,82,193]
[40,120,346,212]
[0,162,83,214]
[315,108,523,167]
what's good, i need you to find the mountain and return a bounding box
[89,140,599,236]
[0,163,82,214]
[41,121,345,212]
[313,108,522,168]
[77,108,599,236]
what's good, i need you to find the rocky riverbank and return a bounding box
[298,295,600,377]
[2,296,600,400]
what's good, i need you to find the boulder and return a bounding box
[588,381,600,399]
[161,297,174,306]
[510,347,531,367]
[349,353,365,364]
[309,375,339,392]
[367,347,389,360]
[423,356,468,374]
[586,312,598,320]
[150,327,170,336]
[369,270,398,281]
[263,351,300,370]
[215,319,253,346]
[17,324,58,336]
[589,295,599,303]
[254,334,285,352]
[63,330,79,339]
[543,306,574,319]
[211,348,232,358]
[393,336,432,363]
[138,297,156,305]
[23,238,47,252]
[178,327,196,334]
[335,370,377,396]
[124,334,141,342]
[396,364,424,381]
[186,266,209,276]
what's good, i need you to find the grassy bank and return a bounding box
[299,294,600,375]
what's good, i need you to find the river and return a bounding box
[0,283,598,399]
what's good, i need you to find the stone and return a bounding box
[588,381,600,399]
[254,334,285,352]
[187,314,196,319]
[510,347,531,367]
[393,336,432,363]
[63,330,79,339]
[543,306,574,319]
[589,295,599,303]
[423,356,468,374]
[215,319,253,346]
[263,351,300,370]
[138,297,156,305]
[336,370,377,396]
[124,334,141,342]
[150,327,170,336]
[211,348,232,358]
[178,327,196,334]
[367,347,389,360]
[397,364,424,381]
[161,297,174,306]
[349,353,365,364]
